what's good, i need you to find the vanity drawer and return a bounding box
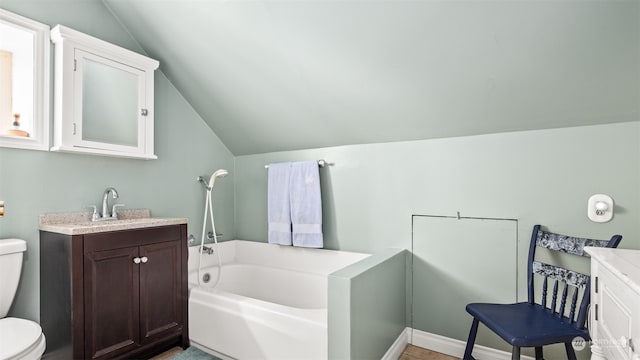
[84,225,183,252]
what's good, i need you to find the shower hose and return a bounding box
[198,185,223,287]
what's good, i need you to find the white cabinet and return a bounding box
[586,247,640,360]
[50,25,159,159]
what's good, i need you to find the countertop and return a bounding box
[585,247,640,295]
[39,209,188,235]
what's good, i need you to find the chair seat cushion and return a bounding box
[466,302,589,347]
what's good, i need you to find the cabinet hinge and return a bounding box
[72,123,77,135]
[595,276,598,293]
[141,109,148,116]
[595,304,598,321]
[74,59,77,71]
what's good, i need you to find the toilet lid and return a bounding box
[0,317,43,359]
[0,239,26,255]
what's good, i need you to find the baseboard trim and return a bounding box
[383,327,535,360]
[381,328,411,360]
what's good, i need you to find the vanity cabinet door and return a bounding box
[139,240,183,343]
[84,246,141,360]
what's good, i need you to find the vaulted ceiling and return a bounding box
[103,0,639,155]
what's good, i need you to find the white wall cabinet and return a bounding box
[50,25,159,159]
[586,247,640,360]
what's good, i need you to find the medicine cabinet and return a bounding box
[50,25,159,160]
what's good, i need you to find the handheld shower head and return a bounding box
[208,169,229,189]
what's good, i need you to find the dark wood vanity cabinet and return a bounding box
[41,224,189,359]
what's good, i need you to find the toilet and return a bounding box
[0,239,46,360]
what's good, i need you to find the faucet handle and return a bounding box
[111,204,125,219]
[87,205,99,221]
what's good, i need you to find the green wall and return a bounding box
[0,1,235,322]
[235,122,640,253]
[412,216,519,355]
[235,121,640,357]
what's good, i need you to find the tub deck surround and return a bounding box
[188,240,370,360]
[328,248,407,360]
[39,209,188,234]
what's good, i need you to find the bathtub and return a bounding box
[187,240,370,360]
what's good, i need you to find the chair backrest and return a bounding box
[526,225,622,329]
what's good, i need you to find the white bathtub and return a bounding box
[187,240,369,360]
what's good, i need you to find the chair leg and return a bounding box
[511,346,521,360]
[565,342,577,360]
[535,346,543,360]
[463,318,479,360]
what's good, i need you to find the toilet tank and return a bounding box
[0,239,27,318]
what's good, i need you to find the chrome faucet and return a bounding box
[89,187,124,221]
[102,187,119,218]
[87,188,124,221]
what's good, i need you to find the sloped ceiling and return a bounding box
[103,0,639,156]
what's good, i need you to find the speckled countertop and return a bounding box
[39,209,188,235]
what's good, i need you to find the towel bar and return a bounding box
[264,160,329,168]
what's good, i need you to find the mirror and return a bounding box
[80,51,139,147]
[0,8,50,151]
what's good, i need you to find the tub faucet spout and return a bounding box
[201,245,214,255]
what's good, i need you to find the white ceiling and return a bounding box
[103,0,639,155]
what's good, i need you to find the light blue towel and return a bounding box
[268,162,292,245]
[290,161,323,248]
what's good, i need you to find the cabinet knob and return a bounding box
[133,257,141,264]
[141,256,148,263]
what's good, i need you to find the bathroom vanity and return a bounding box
[39,211,188,359]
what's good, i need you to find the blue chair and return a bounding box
[463,225,622,360]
